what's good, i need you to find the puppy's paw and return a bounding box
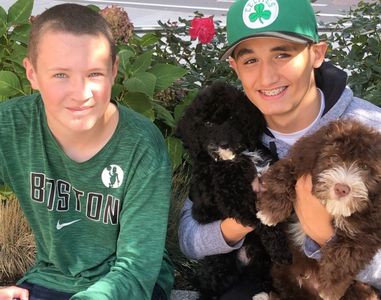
[256,211,278,226]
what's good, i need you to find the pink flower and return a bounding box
[189,17,215,44]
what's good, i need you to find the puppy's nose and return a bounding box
[334,183,350,198]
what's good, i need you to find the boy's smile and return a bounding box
[229,37,327,133]
[24,31,118,138]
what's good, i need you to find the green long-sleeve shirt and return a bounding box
[0,94,174,299]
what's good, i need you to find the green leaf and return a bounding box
[111,83,124,99]
[118,49,134,74]
[7,0,33,25]
[5,43,27,70]
[87,5,100,12]
[150,63,187,92]
[0,71,22,97]
[123,92,154,120]
[165,136,184,171]
[5,58,25,75]
[371,64,381,74]
[117,43,135,53]
[131,51,153,75]
[174,88,198,122]
[0,44,5,61]
[0,6,7,37]
[153,102,176,128]
[9,23,30,44]
[124,72,156,98]
[140,33,160,47]
[20,77,31,94]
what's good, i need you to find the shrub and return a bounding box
[0,0,33,100]
[326,0,381,105]
[0,195,36,283]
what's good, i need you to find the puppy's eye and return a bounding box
[359,163,369,171]
[330,155,340,163]
[205,121,213,127]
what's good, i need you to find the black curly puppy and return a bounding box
[176,81,292,299]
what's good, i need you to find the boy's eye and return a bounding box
[89,72,103,78]
[243,58,258,65]
[53,73,67,78]
[275,53,291,59]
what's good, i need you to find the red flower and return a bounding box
[189,17,215,44]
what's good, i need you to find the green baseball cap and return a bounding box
[220,0,320,60]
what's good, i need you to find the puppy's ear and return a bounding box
[239,94,267,140]
[175,81,227,151]
[288,124,332,176]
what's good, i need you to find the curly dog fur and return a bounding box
[257,119,381,300]
[176,81,291,299]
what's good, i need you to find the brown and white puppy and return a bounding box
[256,119,381,300]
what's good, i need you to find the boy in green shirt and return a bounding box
[0,3,173,300]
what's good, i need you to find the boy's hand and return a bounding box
[220,218,254,246]
[0,286,29,300]
[294,174,334,246]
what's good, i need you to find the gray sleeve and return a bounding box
[178,198,244,260]
[357,249,381,291]
[304,236,381,291]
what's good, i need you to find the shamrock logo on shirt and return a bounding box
[249,3,271,24]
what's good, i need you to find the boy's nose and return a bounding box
[72,78,93,101]
[258,62,279,87]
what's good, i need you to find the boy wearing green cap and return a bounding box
[179,0,381,299]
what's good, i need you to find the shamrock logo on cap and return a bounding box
[249,3,271,24]
[242,0,279,29]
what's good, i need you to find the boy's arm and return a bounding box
[178,198,245,260]
[71,161,172,300]
[304,236,381,291]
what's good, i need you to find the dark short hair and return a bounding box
[28,3,116,66]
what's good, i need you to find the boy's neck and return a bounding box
[47,102,119,163]
[266,86,322,134]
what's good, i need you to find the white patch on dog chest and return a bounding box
[252,292,270,300]
[242,150,270,175]
[237,246,251,266]
[216,147,236,160]
[256,211,276,226]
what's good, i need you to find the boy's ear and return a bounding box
[112,56,119,82]
[228,57,240,79]
[23,57,39,90]
[311,42,328,69]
